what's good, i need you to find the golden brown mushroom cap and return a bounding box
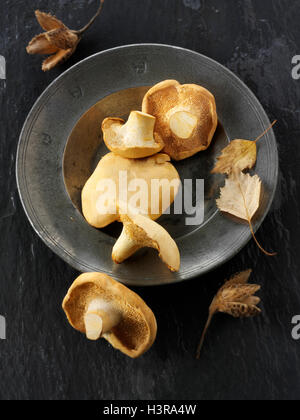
[62,273,157,358]
[142,80,218,161]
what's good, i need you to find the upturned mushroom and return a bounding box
[62,273,157,358]
[112,212,181,272]
[102,111,164,159]
[82,153,180,228]
[142,80,218,161]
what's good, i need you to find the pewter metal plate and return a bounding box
[16,44,278,286]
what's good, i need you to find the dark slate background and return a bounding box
[0,0,299,401]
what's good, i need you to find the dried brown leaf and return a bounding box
[212,121,277,175]
[212,140,257,175]
[196,270,261,359]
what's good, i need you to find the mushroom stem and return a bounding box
[84,298,121,341]
[112,227,141,263]
[169,111,198,139]
[112,214,181,272]
[119,111,157,144]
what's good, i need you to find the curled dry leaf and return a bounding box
[217,171,276,256]
[212,139,257,175]
[212,121,277,175]
[196,269,261,359]
[26,0,105,71]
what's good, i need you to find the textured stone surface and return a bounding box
[0,0,299,400]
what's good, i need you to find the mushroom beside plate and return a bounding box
[16,44,278,286]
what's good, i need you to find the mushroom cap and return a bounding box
[102,111,164,159]
[62,273,157,358]
[142,80,218,161]
[82,152,180,228]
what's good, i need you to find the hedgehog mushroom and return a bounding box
[62,273,157,358]
[82,153,180,228]
[112,212,180,272]
[102,111,164,159]
[82,153,181,271]
[142,80,218,161]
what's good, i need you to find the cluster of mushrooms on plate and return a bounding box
[63,80,218,358]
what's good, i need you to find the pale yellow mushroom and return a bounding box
[82,153,181,270]
[82,153,180,228]
[63,273,157,358]
[142,80,218,161]
[102,111,164,159]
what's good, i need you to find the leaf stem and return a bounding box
[196,310,215,359]
[255,120,277,143]
[76,0,105,36]
[248,219,277,257]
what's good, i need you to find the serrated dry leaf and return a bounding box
[212,121,277,175]
[217,172,261,221]
[26,0,105,71]
[216,171,275,256]
[196,270,261,359]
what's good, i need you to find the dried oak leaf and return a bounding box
[216,171,276,256]
[196,269,261,359]
[26,0,105,71]
[212,121,277,175]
